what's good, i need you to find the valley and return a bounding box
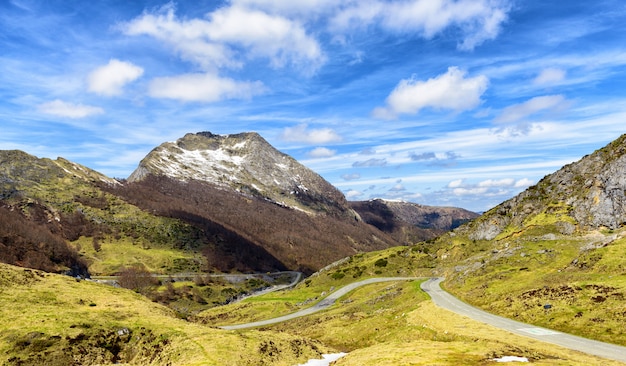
[1,132,626,364]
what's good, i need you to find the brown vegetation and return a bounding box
[0,203,87,277]
[106,175,399,274]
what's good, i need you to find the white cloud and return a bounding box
[533,68,566,85]
[514,178,534,188]
[331,0,511,50]
[352,158,387,167]
[453,187,488,196]
[120,3,324,73]
[389,183,406,192]
[38,99,104,118]
[87,59,143,96]
[345,189,364,199]
[280,124,342,144]
[231,0,338,16]
[148,73,265,102]
[478,178,514,187]
[495,95,567,124]
[448,179,464,188]
[341,173,361,181]
[373,67,488,119]
[307,147,336,158]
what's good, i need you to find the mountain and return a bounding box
[118,132,403,273]
[128,132,347,215]
[350,199,479,244]
[0,150,121,277]
[0,131,480,277]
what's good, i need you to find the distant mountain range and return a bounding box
[0,132,476,276]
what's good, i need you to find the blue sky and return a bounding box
[2,0,626,212]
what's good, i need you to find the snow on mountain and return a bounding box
[128,132,347,213]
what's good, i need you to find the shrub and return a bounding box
[374,258,388,267]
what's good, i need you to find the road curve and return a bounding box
[219,277,418,330]
[421,277,626,364]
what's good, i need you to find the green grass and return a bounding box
[0,263,329,365]
[442,227,626,347]
[74,236,204,275]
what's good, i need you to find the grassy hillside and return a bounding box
[195,250,623,365]
[433,221,626,346]
[0,263,328,365]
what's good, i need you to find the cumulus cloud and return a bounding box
[360,147,377,155]
[87,59,143,96]
[410,151,437,161]
[410,151,459,167]
[330,0,511,50]
[120,3,324,72]
[373,67,488,120]
[39,100,104,118]
[148,73,265,102]
[495,94,567,124]
[448,177,534,197]
[341,173,361,181]
[514,178,534,188]
[352,158,387,167]
[478,178,515,187]
[448,179,464,188]
[280,124,342,144]
[345,189,364,199]
[533,68,566,85]
[307,147,336,158]
[453,187,488,196]
[389,183,406,192]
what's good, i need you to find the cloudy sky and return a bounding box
[2,0,626,212]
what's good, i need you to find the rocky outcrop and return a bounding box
[460,134,626,240]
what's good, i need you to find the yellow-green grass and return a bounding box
[197,247,432,325]
[74,236,204,275]
[220,277,620,365]
[444,227,626,347]
[0,263,329,365]
[334,301,624,365]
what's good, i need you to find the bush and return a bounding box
[117,266,158,294]
[331,271,345,280]
[374,258,388,267]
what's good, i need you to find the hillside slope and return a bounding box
[426,133,626,345]
[350,199,479,244]
[0,262,328,365]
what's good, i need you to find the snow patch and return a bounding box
[491,356,529,363]
[156,146,244,182]
[296,353,347,366]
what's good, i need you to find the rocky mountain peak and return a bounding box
[128,131,347,213]
[462,134,626,240]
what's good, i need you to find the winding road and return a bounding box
[420,278,626,363]
[219,277,417,330]
[221,276,626,363]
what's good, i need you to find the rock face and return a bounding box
[461,134,626,240]
[129,132,347,214]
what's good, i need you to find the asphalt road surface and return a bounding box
[421,277,626,364]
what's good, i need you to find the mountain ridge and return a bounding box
[128,131,348,215]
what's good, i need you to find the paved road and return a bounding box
[219,277,417,330]
[421,277,626,364]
